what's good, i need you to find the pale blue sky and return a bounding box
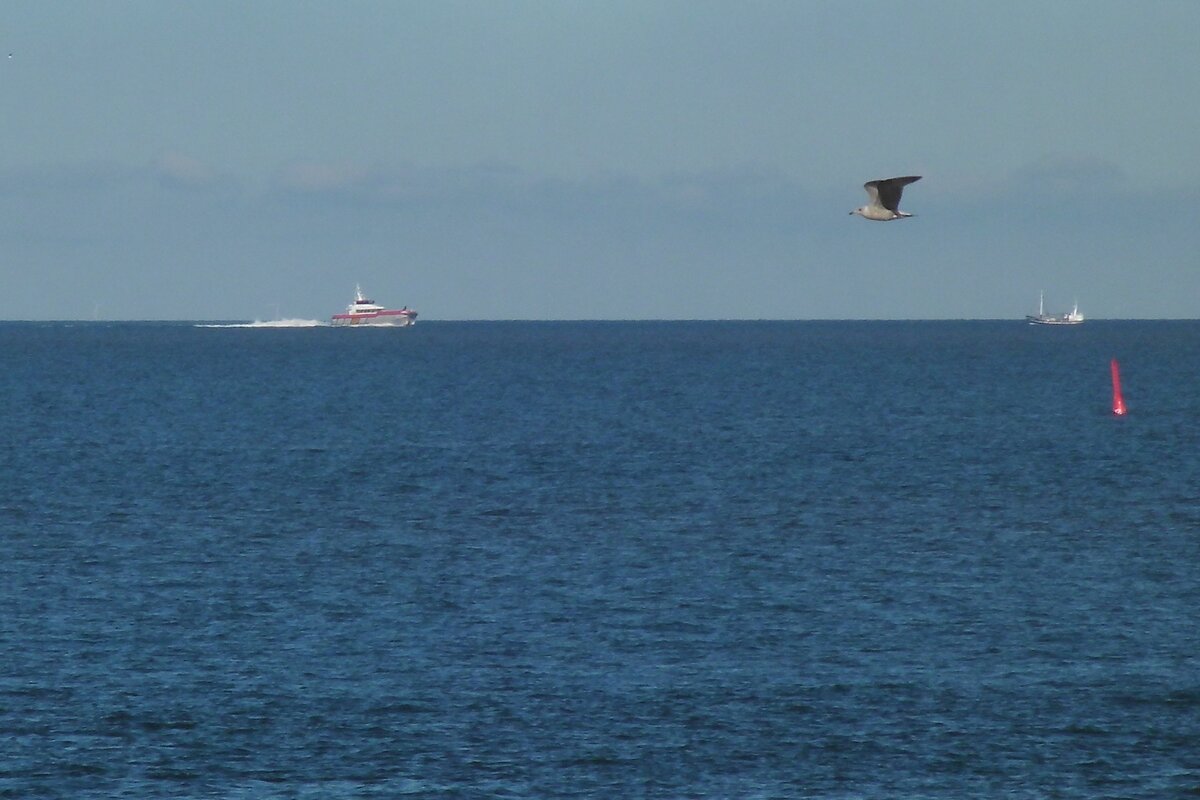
[2,1,1198,319]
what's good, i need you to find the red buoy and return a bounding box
[1111,359,1127,416]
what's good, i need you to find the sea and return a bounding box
[2,319,1198,799]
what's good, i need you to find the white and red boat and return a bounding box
[331,285,417,327]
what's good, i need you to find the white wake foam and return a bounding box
[196,319,327,328]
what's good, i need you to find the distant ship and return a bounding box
[331,285,417,327]
[1026,293,1083,326]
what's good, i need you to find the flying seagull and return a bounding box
[850,175,922,221]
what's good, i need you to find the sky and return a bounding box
[2,1,1199,320]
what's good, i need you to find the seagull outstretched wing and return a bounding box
[866,176,921,212]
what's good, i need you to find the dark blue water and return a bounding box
[2,321,1198,798]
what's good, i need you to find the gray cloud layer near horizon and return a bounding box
[2,155,1194,321]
